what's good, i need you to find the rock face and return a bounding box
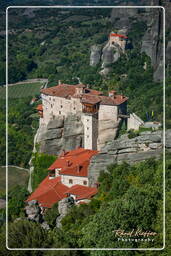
[56,197,74,228]
[25,200,42,223]
[90,45,101,66]
[140,7,163,82]
[88,130,171,185]
[37,114,84,155]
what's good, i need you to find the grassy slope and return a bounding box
[0,166,29,193]
[0,82,43,99]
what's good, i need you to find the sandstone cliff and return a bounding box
[88,129,171,185]
[36,114,84,155]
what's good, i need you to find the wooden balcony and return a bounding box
[82,104,99,114]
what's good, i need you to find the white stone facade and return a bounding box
[82,113,98,150]
[40,86,127,151]
[41,94,82,125]
[60,174,89,188]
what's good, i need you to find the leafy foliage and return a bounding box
[44,202,59,228]
[31,152,56,190]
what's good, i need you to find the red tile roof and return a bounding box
[65,184,98,200]
[40,83,128,106]
[36,104,43,111]
[100,95,128,105]
[48,148,98,177]
[41,84,76,98]
[81,94,101,105]
[26,176,68,208]
[110,33,128,39]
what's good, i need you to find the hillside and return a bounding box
[0,6,166,124]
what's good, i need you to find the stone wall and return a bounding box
[127,113,144,131]
[88,130,171,186]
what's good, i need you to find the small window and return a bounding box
[53,99,55,102]
[51,104,53,108]
[87,119,89,122]
[69,179,73,184]
[87,127,89,130]
[73,107,76,110]
[61,105,63,108]
[83,180,87,185]
[59,111,61,115]
[87,135,89,138]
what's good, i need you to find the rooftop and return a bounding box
[110,33,128,39]
[65,184,98,200]
[48,148,98,177]
[26,176,68,208]
[41,83,128,106]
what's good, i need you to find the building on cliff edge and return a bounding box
[26,148,98,209]
[37,82,128,150]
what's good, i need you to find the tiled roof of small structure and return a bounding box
[48,148,98,177]
[100,95,128,105]
[41,84,128,106]
[36,104,43,111]
[65,184,98,200]
[110,33,128,39]
[81,94,101,105]
[26,176,68,208]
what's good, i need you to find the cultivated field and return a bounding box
[0,82,43,99]
[0,166,29,193]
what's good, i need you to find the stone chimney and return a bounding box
[75,87,84,95]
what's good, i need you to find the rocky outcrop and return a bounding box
[89,130,170,185]
[25,200,50,229]
[141,8,163,82]
[90,45,101,66]
[99,28,128,75]
[37,114,84,155]
[25,200,42,223]
[56,197,74,228]
[110,8,138,29]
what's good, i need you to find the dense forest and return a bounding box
[0,97,39,167]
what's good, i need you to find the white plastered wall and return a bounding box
[41,94,82,124]
[61,174,89,187]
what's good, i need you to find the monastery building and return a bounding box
[37,82,128,150]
